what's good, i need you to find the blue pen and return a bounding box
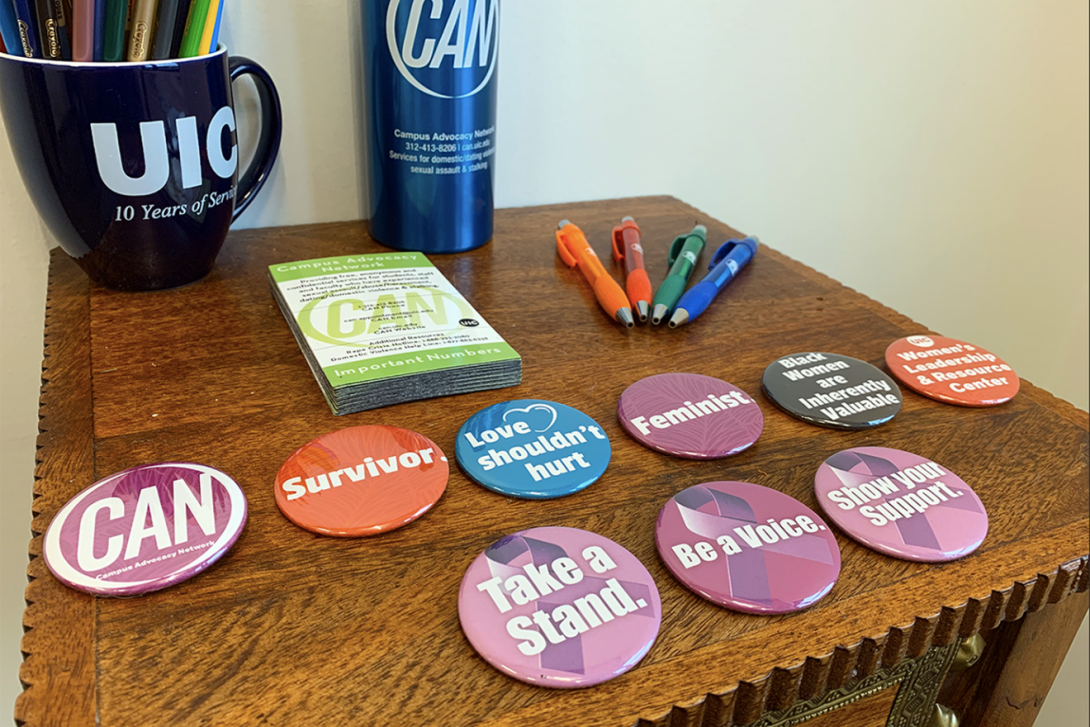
[668,236,759,328]
[10,0,41,57]
[0,1,24,55]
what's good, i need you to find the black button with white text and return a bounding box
[762,352,902,429]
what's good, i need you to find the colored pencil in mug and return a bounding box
[125,0,155,60]
[91,0,105,60]
[0,1,24,55]
[149,0,185,59]
[100,0,126,60]
[41,0,72,58]
[33,0,65,58]
[56,0,72,58]
[11,0,42,57]
[197,0,217,53]
[69,0,94,59]
[208,0,221,51]
[203,0,220,53]
[176,0,207,57]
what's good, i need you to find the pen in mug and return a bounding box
[40,0,72,58]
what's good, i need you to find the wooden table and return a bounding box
[18,197,1088,727]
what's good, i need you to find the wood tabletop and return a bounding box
[18,196,1089,727]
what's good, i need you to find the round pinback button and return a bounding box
[458,526,661,688]
[43,462,248,596]
[814,447,988,562]
[762,352,902,429]
[656,482,840,613]
[617,373,764,459]
[275,425,448,537]
[885,335,1019,407]
[456,400,611,499]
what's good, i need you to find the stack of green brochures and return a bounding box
[269,253,522,415]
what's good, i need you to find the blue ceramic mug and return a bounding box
[0,47,282,291]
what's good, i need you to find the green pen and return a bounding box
[650,224,706,325]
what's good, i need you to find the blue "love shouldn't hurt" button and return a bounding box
[455,400,612,499]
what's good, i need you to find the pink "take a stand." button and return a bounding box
[458,526,661,688]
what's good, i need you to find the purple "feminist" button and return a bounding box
[458,526,661,688]
[656,482,841,614]
[43,462,248,596]
[618,373,763,459]
[814,447,988,562]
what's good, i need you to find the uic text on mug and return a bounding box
[90,106,238,196]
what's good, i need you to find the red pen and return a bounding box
[611,216,652,322]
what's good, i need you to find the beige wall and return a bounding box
[1,1,1086,722]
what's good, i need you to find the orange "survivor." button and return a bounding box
[274,425,449,537]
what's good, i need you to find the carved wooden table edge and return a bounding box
[625,555,1089,727]
[16,250,98,727]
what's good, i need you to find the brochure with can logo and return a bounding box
[269,253,521,415]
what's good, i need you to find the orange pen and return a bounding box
[611,216,652,322]
[556,220,635,328]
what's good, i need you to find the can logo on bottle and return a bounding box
[386,0,499,98]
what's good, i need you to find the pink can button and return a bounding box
[814,447,988,562]
[43,462,248,596]
[656,482,840,614]
[458,526,661,688]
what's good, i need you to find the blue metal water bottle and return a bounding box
[365,0,499,253]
